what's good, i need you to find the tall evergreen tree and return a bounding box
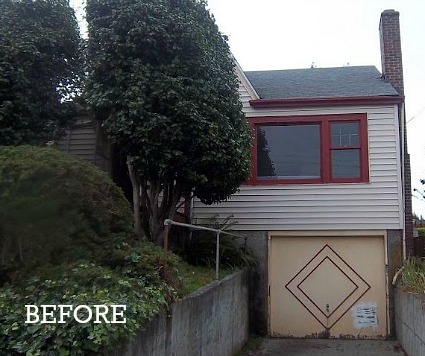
[85,0,251,243]
[0,0,83,145]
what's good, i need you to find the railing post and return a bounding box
[216,231,220,280]
[163,221,170,269]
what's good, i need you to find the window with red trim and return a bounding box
[247,114,369,185]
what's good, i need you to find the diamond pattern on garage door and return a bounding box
[285,244,371,329]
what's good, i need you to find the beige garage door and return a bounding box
[269,235,387,338]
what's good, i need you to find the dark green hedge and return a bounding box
[0,145,132,281]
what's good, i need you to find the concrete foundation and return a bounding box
[241,231,269,336]
[387,230,404,336]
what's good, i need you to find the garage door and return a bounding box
[269,235,387,338]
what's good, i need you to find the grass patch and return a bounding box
[177,260,236,295]
[401,257,425,293]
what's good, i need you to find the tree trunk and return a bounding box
[151,216,164,245]
[146,180,182,245]
[147,181,162,244]
[127,161,144,241]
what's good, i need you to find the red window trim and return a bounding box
[246,114,369,185]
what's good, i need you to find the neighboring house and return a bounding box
[57,9,412,339]
[56,103,136,202]
[56,104,112,174]
[192,9,412,338]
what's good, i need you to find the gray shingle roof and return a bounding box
[245,66,399,99]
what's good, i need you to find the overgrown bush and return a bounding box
[0,145,132,281]
[418,228,425,238]
[181,232,258,268]
[0,242,179,355]
[401,257,425,293]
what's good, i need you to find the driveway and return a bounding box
[240,338,407,356]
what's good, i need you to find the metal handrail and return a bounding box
[163,219,245,279]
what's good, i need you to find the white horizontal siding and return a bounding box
[235,63,259,100]
[239,83,254,103]
[239,82,256,111]
[193,103,403,231]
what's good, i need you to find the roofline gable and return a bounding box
[234,60,260,100]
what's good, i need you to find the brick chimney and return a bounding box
[379,9,414,257]
[379,9,404,94]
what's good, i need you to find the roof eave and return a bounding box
[249,95,404,108]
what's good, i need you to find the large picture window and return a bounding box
[257,124,320,179]
[249,114,368,184]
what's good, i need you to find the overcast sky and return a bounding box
[70,0,425,216]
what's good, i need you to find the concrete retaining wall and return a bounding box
[395,286,425,355]
[108,269,249,356]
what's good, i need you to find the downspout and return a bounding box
[400,102,407,260]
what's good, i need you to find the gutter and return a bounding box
[249,95,404,108]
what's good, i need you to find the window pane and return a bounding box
[257,124,320,179]
[332,149,360,178]
[331,122,359,148]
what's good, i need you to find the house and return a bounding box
[191,9,412,338]
[57,9,412,339]
[56,103,111,174]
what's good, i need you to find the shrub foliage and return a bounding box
[0,0,83,145]
[0,242,179,355]
[170,217,257,268]
[0,145,132,279]
[401,257,425,294]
